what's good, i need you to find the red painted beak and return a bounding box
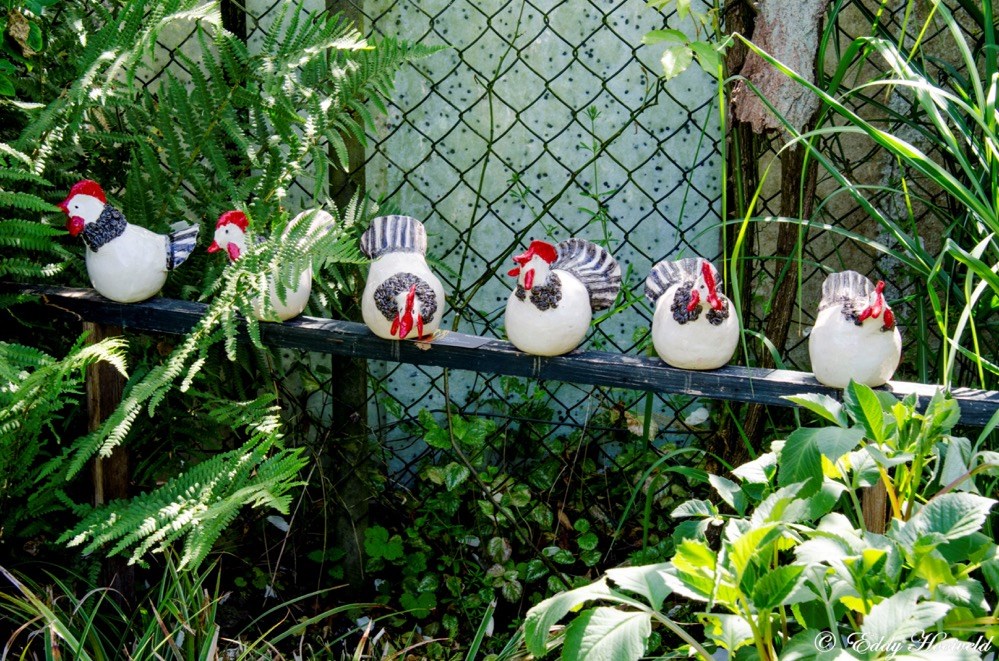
[391,284,419,339]
[686,288,701,313]
[207,240,221,254]
[67,216,85,237]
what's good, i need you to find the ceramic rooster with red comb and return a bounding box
[504,238,621,356]
[808,270,901,387]
[360,215,445,340]
[645,257,739,370]
[207,208,333,321]
[60,179,199,303]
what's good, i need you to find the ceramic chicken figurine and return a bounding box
[645,257,739,370]
[808,270,902,387]
[207,209,334,321]
[504,238,621,356]
[60,179,199,303]
[360,215,445,340]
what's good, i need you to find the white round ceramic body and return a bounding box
[85,224,169,303]
[361,252,445,340]
[504,270,591,356]
[252,264,312,321]
[809,304,902,387]
[651,285,739,370]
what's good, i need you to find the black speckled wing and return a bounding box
[552,238,621,310]
[645,257,711,304]
[360,215,427,259]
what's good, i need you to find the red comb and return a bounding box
[513,240,557,266]
[65,179,106,204]
[216,210,249,231]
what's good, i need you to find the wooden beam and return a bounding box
[11,284,999,427]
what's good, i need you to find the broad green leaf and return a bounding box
[689,40,721,74]
[908,493,995,541]
[0,74,14,96]
[641,28,687,45]
[563,607,651,661]
[660,44,693,81]
[780,427,866,489]
[781,629,851,660]
[675,0,691,19]
[939,436,973,492]
[487,536,512,563]
[861,588,951,643]
[709,474,747,515]
[700,613,753,653]
[523,579,615,656]
[732,451,777,483]
[751,564,805,610]
[729,523,778,578]
[784,393,849,427]
[844,381,886,443]
[442,462,469,491]
[670,498,717,518]
[605,563,673,610]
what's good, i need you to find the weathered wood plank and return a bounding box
[10,284,999,426]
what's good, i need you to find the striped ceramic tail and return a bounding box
[552,238,621,310]
[360,215,428,259]
[644,257,715,304]
[168,223,200,270]
[818,270,873,311]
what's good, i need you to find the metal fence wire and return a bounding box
[146,0,973,520]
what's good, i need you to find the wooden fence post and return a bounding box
[84,321,133,605]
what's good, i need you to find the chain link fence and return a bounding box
[141,0,976,551]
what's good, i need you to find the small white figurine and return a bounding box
[208,209,333,321]
[809,270,902,387]
[360,215,445,340]
[60,179,199,303]
[645,257,739,370]
[504,238,621,356]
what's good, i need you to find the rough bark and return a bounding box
[730,0,832,133]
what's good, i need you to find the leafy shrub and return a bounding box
[524,384,997,658]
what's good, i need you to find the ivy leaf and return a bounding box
[563,607,651,661]
[660,44,693,81]
[784,393,848,427]
[441,461,469,491]
[487,536,512,563]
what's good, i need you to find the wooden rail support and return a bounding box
[13,284,999,428]
[84,321,134,606]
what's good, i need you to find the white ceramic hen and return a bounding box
[645,257,739,370]
[360,215,445,340]
[60,179,199,303]
[809,270,902,388]
[208,209,332,321]
[504,238,621,356]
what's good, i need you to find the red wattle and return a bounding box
[397,312,414,339]
[524,268,535,290]
[226,242,241,261]
[391,316,400,337]
[67,216,85,237]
